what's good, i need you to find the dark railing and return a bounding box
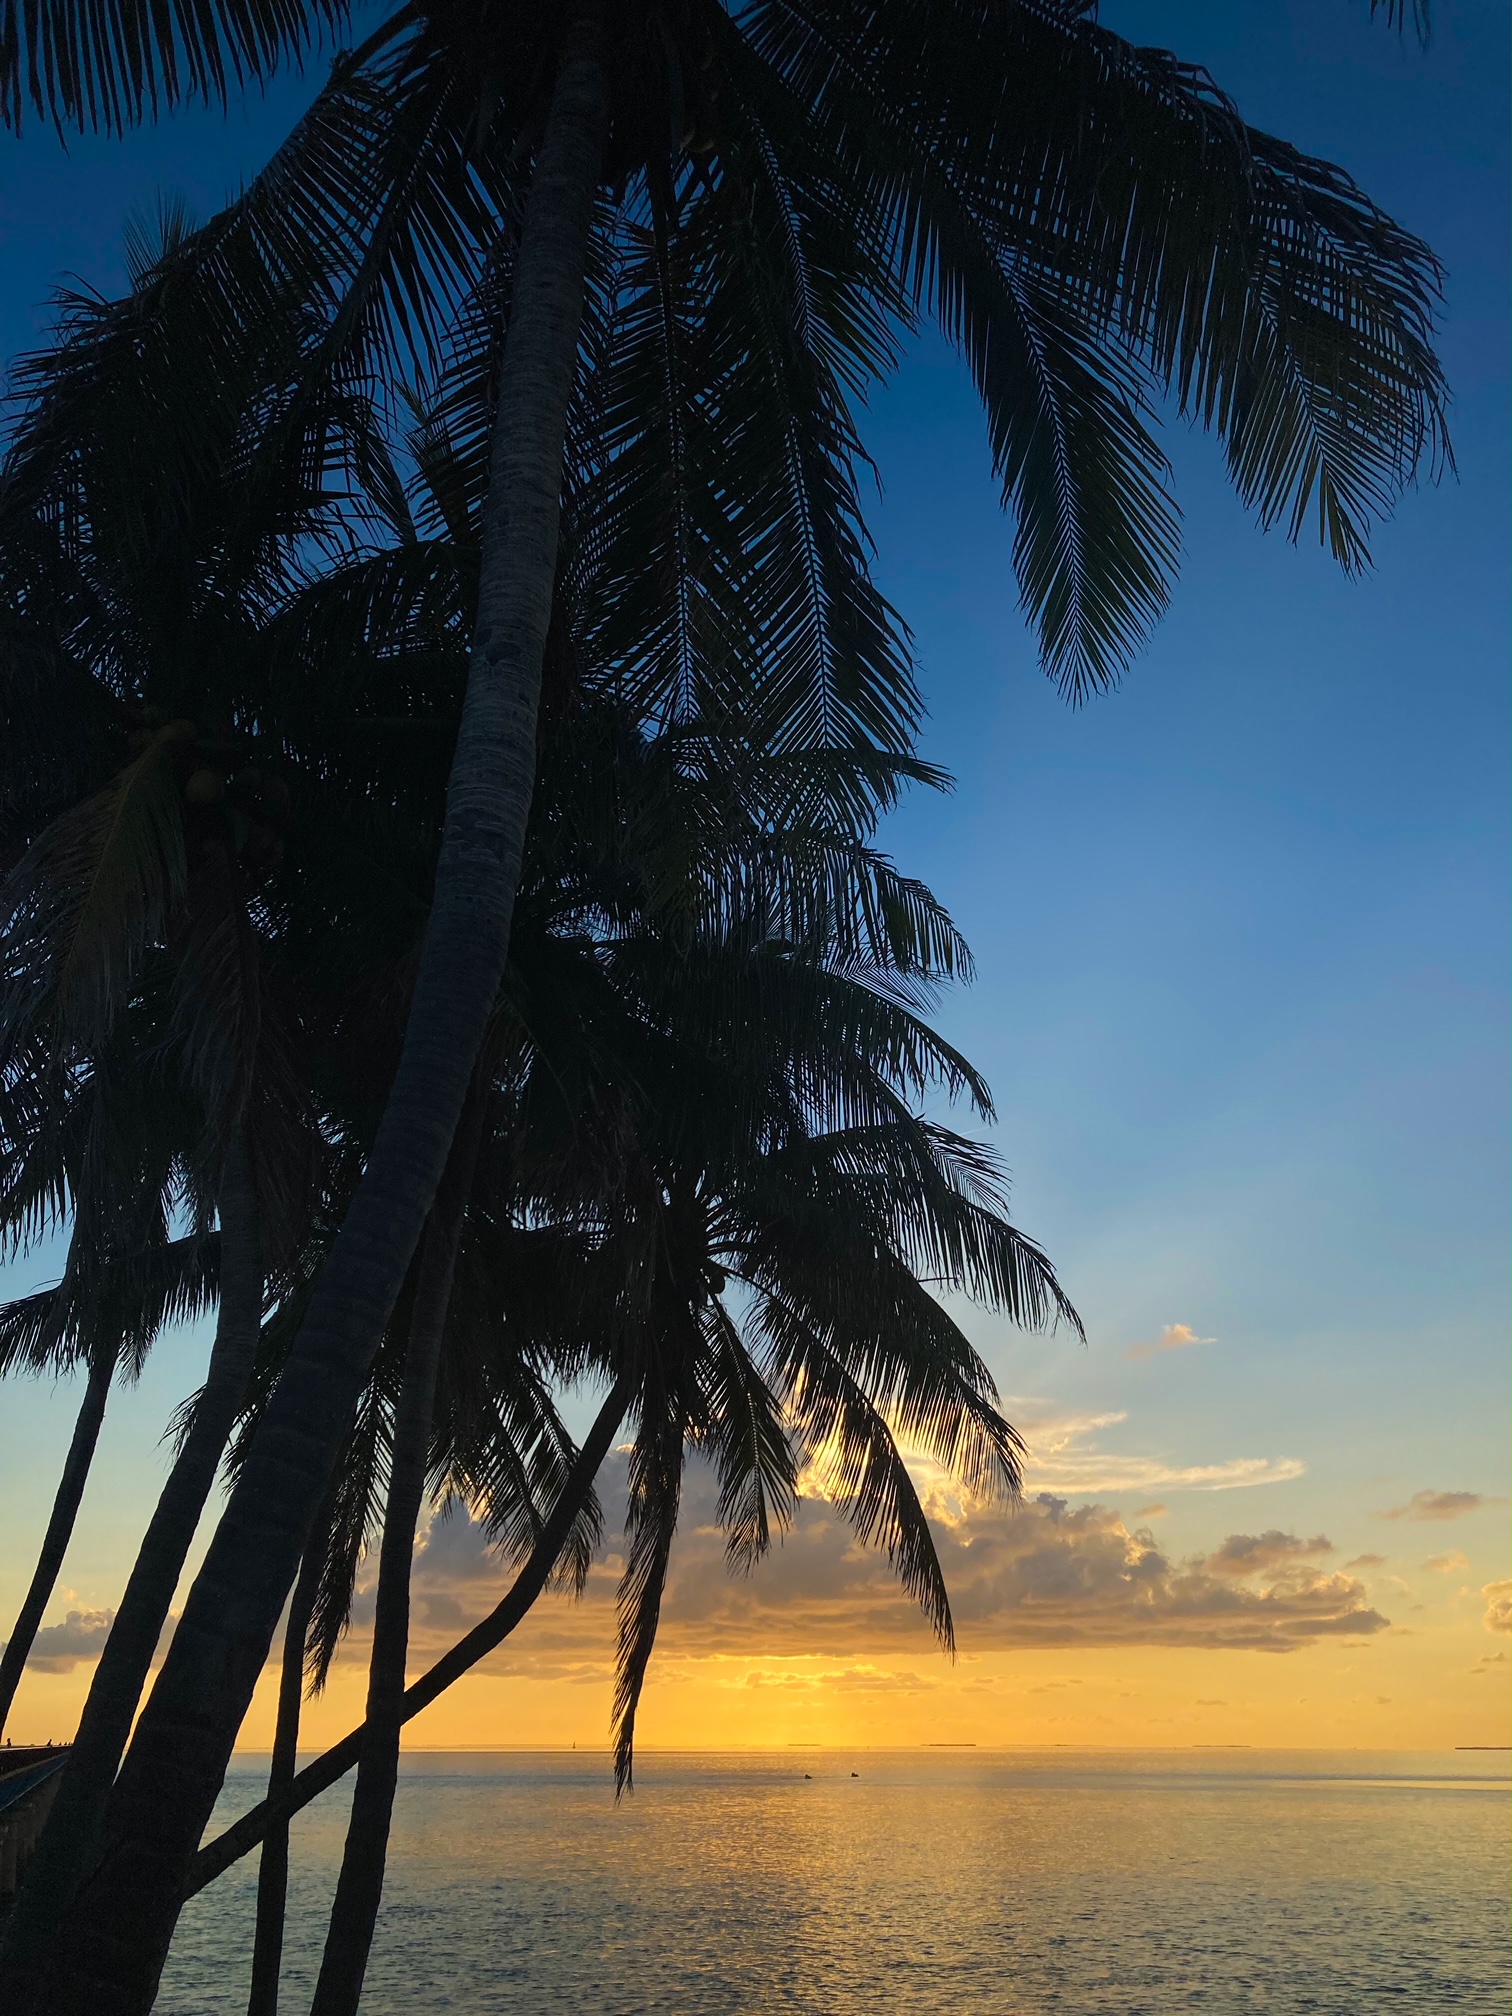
[0,1749,69,1901]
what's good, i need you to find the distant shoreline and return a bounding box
[224,1742,1512,1759]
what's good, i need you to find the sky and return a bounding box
[0,0,1506,1756]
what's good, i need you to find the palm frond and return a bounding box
[1,1228,216,1381]
[0,1281,71,1376]
[756,1291,954,1650]
[697,1297,797,1572]
[304,1355,395,1692]
[0,0,341,134]
[758,1119,1082,1335]
[170,844,262,1148]
[612,1398,683,1793]
[746,0,1448,687]
[0,726,191,1047]
[578,129,920,770]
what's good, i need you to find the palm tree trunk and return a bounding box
[245,1499,332,2016]
[0,1130,263,2012]
[183,1372,633,1899]
[309,1112,480,2016]
[44,17,609,2009]
[0,1344,114,1739]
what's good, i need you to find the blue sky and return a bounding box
[867,0,1509,1538]
[0,0,1505,1748]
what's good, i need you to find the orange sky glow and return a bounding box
[11,1446,1508,1756]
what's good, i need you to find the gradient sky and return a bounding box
[1,0,1506,1755]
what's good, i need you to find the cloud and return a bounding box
[653,1486,1386,1656]
[1205,1532,1333,1579]
[1017,1409,1304,1496]
[1470,1651,1507,1673]
[414,1504,514,1582]
[1482,1582,1510,1635]
[6,1608,115,1673]
[1126,1323,1216,1364]
[738,1665,932,1695]
[1424,1551,1469,1575]
[1135,1504,1168,1520]
[419,1593,471,1633]
[0,1606,180,1676]
[1345,1554,1387,1570]
[392,1459,1387,1678]
[1378,1490,1490,1523]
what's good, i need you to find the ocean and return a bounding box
[160,1749,1510,2014]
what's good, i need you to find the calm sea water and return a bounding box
[161,1749,1510,2014]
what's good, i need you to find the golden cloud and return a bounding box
[1016,1407,1304,1495]
[7,1607,115,1673]
[737,1664,932,1695]
[1203,1532,1333,1579]
[398,1460,1388,1676]
[1378,1490,1490,1523]
[1125,1323,1216,1364]
[1482,1581,1511,1635]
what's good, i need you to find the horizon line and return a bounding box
[223,1741,1509,1757]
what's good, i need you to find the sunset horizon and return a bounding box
[0,0,1504,2008]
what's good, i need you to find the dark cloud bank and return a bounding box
[8,1607,116,1673]
[406,1456,1387,1674]
[10,1462,1389,1683]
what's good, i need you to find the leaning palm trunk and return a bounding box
[0,1132,263,2010]
[184,1374,634,1899]
[245,1500,332,2016]
[310,1103,483,2016]
[0,1342,114,1738]
[44,16,610,2009]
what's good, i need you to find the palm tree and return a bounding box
[209,632,982,2010]
[0,232,371,1993]
[0,313,612,1990]
[231,1129,607,2016]
[243,1480,331,2016]
[303,1093,488,2016]
[0,1339,116,1738]
[208,898,1076,2013]
[119,505,1046,2010]
[8,208,947,1983]
[224,632,1068,2010]
[8,8,1450,2000]
[0,942,224,1742]
[0,1228,217,1738]
[0,553,225,1734]
[0,818,283,1997]
[0,272,601,1988]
